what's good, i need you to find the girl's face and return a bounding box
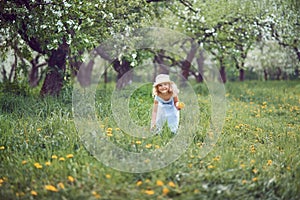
[157,82,170,94]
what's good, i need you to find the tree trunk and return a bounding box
[196,50,204,82]
[104,69,108,83]
[295,68,299,78]
[293,40,300,62]
[10,51,18,82]
[181,41,198,81]
[264,69,268,81]
[77,60,94,87]
[69,54,83,77]
[219,65,227,83]
[181,60,190,80]
[239,68,245,81]
[112,59,132,89]
[29,55,47,87]
[276,67,281,80]
[40,40,69,96]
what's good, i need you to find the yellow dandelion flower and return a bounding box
[51,155,58,159]
[177,102,185,109]
[252,168,258,174]
[45,161,51,166]
[194,189,200,194]
[106,132,113,137]
[37,128,42,132]
[58,182,65,189]
[145,179,151,183]
[59,157,65,161]
[155,145,160,149]
[66,154,74,158]
[252,177,258,182]
[136,181,143,186]
[34,163,42,169]
[213,156,220,161]
[144,189,155,195]
[68,176,75,183]
[115,128,120,131]
[107,128,113,131]
[45,185,58,192]
[135,140,142,145]
[250,145,256,153]
[242,180,247,184]
[92,191,101,199]
[31,190,37,196]
[267,160,272,166]
[16,192,25,197]
[162,187,170,196]
[145,144,152,148]
[168,181,176,188]
[207,165,214,169]
[250,159,256,164]
[156,180,164,186]
[240,164,246,168]
[105,174,111,179]
[0,146,5,150]
[22,160,27,165]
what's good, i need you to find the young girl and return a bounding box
[151,74,182,134]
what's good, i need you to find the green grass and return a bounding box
[0,80,300,199]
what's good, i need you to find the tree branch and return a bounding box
[179,0,197,13]
[146,0,166,2]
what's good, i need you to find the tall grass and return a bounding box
[0,80,299,199]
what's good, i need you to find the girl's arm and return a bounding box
[151,100,158,129]
[173,96,181,110]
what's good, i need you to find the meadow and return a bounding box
[0,80,299,200]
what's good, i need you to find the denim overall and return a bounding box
[155,95,179,133]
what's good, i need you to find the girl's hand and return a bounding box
[176,102,185,110]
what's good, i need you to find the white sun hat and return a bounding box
[153,74,173,86]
